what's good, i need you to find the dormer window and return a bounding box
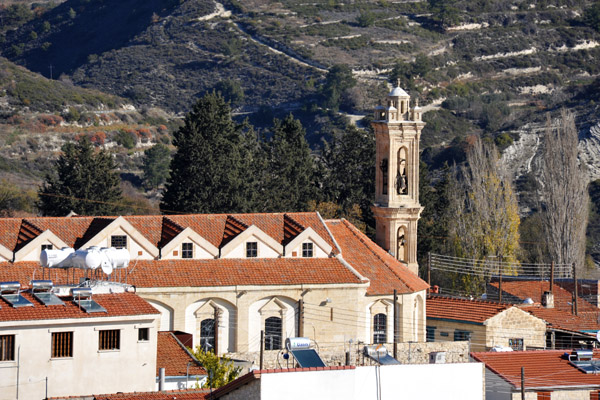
[41,244,53,251]
[246,242,258,258]
[111,235,127,249]
[182,242,193,259]
[302,243,313,258]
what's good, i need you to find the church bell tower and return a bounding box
[371,82,424,275]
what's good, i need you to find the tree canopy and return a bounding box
[259,114,316,212]
[142,143,171,189]
[38,137,123,216]
[160,92,249,214]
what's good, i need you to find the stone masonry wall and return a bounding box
[226,341,469,371]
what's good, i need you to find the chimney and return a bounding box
[158,367,165,391]
[542,291,554,308]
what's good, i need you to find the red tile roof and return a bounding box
[0,291,159,322]
[427,296,514,323]
[0,218,22,251]
[471,350,600,389]
[522,305,600,334]
[490,280,598,313]
[157,332,206,377]
[326,219,429,295]
[0,213,426,294]
[91,389,210,400]
[126,258,365,288]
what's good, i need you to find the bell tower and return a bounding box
[371,82,424,275]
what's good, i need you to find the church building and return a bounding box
[0,84,428,356]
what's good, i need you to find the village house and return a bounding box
[472,349,600,400]
[0,287,160,400]
[426,295,547,352]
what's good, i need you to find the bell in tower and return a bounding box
[371,81,424,275]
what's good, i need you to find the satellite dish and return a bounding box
[101,262,113,276]
[596,330,600,343]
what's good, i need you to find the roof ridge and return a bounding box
[427,294,513,307]
[167,331,203,368]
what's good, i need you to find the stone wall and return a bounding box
[226,341,469,371]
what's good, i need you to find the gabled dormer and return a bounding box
[161,227,219,260]
[0,244,11,263]
[284,227,333,258]
[79,216,159,259]
[13,229,68,262]
[220,225,283,259]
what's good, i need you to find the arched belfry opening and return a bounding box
[371,82,424,275]
[396,148,408,195]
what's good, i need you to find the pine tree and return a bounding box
[38,137,122,216]
[160,93,248,214]
[142,143,171,189]
[262,114,316,212]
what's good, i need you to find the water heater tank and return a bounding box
[103,247,130,269]
[71,248,103,270]
[40,248,75,268]
[285,337,311,351]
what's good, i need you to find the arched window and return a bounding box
[397,226,406,262]
[200,318,215,352]
[373,313,387,344]
[265,316,282,350]
[396,148,408,195]
[380,158,388,195]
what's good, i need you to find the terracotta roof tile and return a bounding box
[0,291,159,322]
[23,216,99,248]
[15,219,43,251]
[489,280,598,313]
[0,218,22,250]
[471,350,600,389]
[427,295,514,323]
[326,219,429,295]
[157,332,206,377]
[91,389,210,400]
[125,216,165,248]
[160,217,185,247]
[522,305,600,334]
[126,258,364,288]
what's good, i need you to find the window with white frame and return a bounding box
[246,242,257,258]
[182,242,193,258]
[302,243,313,258]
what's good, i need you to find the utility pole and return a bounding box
[298,298,304,337]
[48,64,53,80]
[550,261,555,293]
[393,289,398,359]
[427,253,431,291]
[521,367,525,400]
[498,255,503,303]
[573,263,578,316]
[259,330,264,370]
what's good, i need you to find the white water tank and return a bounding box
[40,248,75,268]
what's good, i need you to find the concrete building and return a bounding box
[426,295,547,352]
[0,289,160,400]
[209,363,484,400]
[472,349,600,400]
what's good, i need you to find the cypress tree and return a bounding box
[38,137,122,216]
[262,114,316,212]
[160,93,247,214]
